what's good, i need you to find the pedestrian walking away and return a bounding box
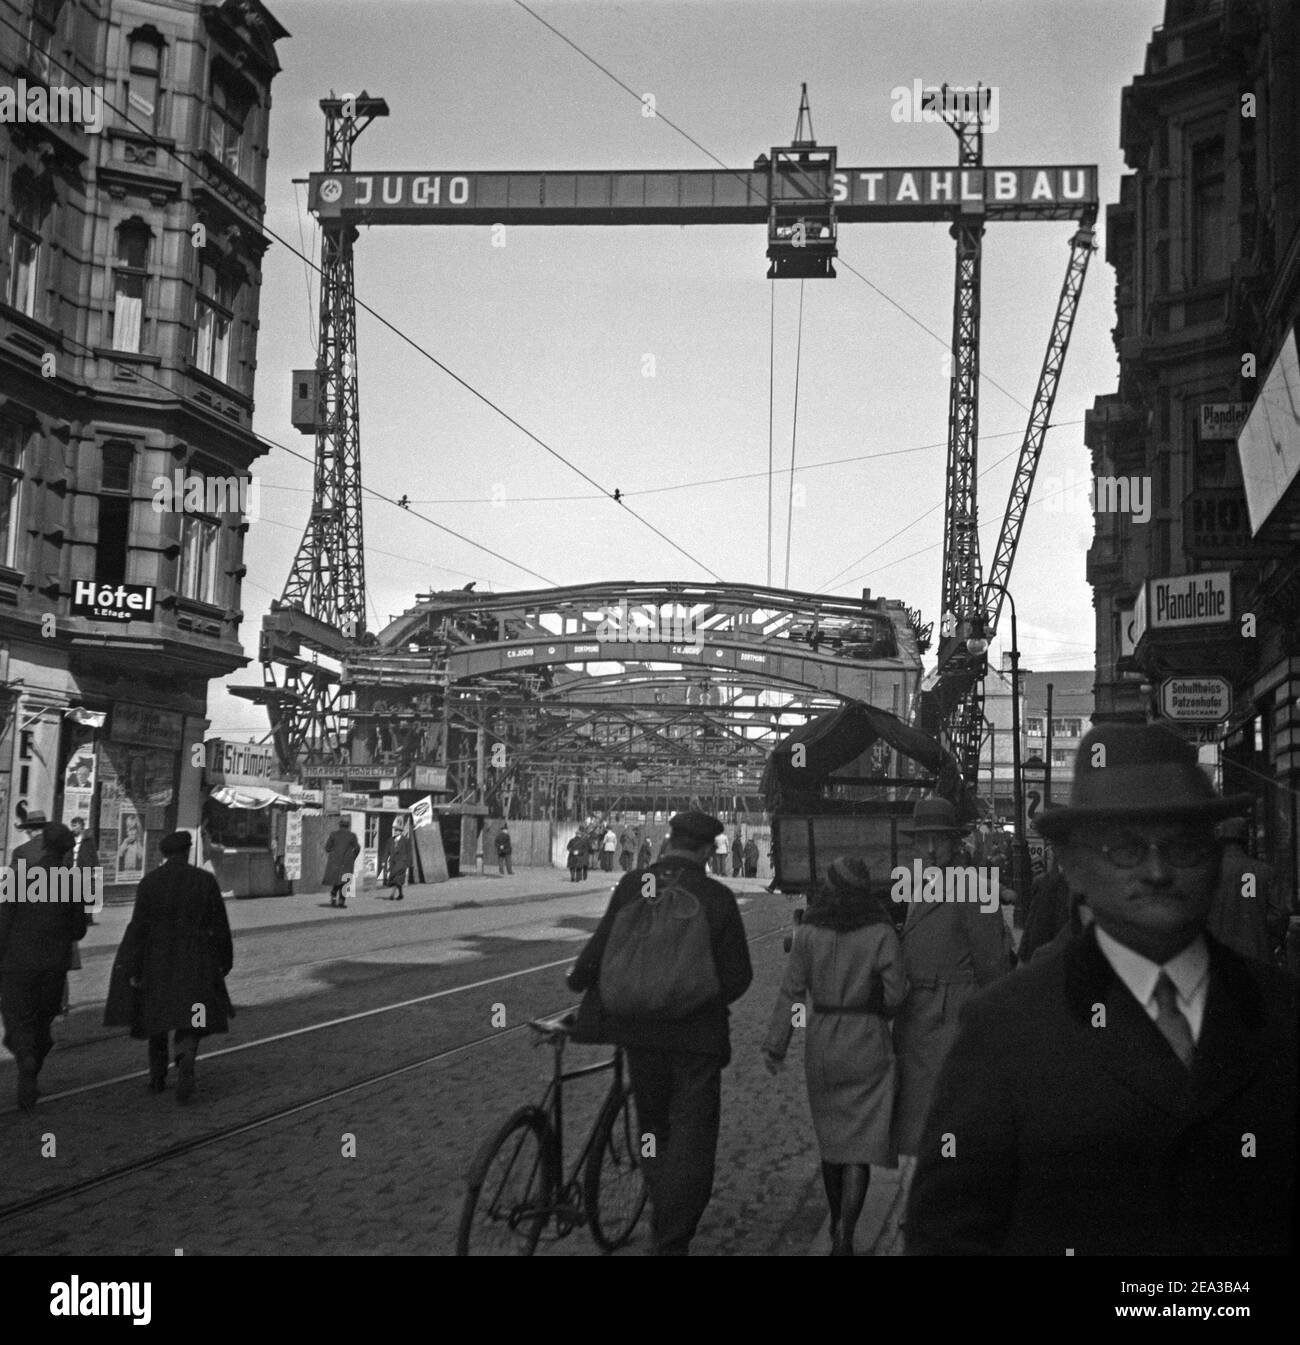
[731,832,744,878]
[892,797,1012,1160]
[905,724,1297,1255]
[323,816,360,906]
[637,836,653,869]
[743,836,760,878]
[568,809,753,1255]
[104,831,234,1104]
[762,857,906,1255]
[1205,816,1290,965]
[0,819,89,1110]
[601,826,617,872]
[567,831,587,882]
[495,822,513,875]
[384,820,413,900]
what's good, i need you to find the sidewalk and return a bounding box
[805,1160,911,1256]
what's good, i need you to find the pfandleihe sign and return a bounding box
[70,581,156,623]
[1132,571,1231,644]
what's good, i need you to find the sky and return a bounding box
[208,0,1169,741]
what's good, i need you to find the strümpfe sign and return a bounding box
[70,581,155,623]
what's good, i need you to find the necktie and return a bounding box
[1152,972,1195,1070]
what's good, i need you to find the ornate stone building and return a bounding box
[1086,0,1299,894]
[0,0,286,894]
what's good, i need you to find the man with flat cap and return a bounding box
[105,830,233,1103]
[906,723,1297,1255]
[568,809,753,1255]
[0,819,87,1109]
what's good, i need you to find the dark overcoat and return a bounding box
[104,858,234,1039]
[905,928,1297,1255]
[322,827,360,887]
[0,842,89,974]
[385,832,412,882]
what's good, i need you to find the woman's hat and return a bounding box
[825,856,873,896]
[900,798,968,835]
[1034,723,1252,840]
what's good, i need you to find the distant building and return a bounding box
[1086,0,1299,896]
[0,0,287,895]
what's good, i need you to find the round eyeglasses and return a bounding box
[1081,835,1218,869]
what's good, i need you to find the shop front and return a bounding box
[203,739,299,897]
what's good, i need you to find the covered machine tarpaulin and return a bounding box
[208,784,301,810]
[761,700,966,816]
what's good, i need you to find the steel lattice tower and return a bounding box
[281,93,386,631]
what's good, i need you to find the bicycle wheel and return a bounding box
[457,1107,555,1256]
[584,1084,649,1252]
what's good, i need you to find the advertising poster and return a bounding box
[115,811,147,882]
[62,744,97,830]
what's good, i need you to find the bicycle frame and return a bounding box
[539,1033,625,1197]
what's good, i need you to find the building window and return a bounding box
[7,177,44,317]
[27,0,65,83]
[1024,717,1044,737]
[96,443,133,585]
[179,514,219,604]
[193,254,235,381]
[1051,748,1072,767]
[1050,718,1083,738]
[111,221,151,353]
[124,32,162,134]
[0,420,25,568]
[1190,140,1227,285]
[208,76,250,176]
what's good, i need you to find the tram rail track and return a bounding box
[0,920,787,1229]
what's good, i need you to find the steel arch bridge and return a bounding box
[317,581,928,817]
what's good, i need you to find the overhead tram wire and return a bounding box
[0,13,720,587]
[768,280,776,588]
[784,279,806,590]
[41,321,557,589]
[509,0,1032,418]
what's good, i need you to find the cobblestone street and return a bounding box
[0,873,854,1256]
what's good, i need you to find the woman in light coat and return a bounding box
[762,857,907,1255]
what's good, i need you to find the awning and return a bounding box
[209,785,301,810]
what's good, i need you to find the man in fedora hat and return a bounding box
[906,723,1297,1255]
[0,820,87,1108]
[891,797,1012,1165]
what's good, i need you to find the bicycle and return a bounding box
[456,1009,648,1255]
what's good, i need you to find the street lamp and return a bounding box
[965,584,1030,902]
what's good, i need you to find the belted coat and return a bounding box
[322,827,361,888]
[104,858,234,1038]
[892,896,1012,1154]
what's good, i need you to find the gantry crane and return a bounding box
[241,87,1098,786]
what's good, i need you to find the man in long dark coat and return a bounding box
[0,819,87,1109]
[906,724,1297,1255]
[323,816,360,907]
[104,830,233,1103]
[384,821,412,901]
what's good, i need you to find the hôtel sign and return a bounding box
[1132,571,1232,646]
[70,581,156,623]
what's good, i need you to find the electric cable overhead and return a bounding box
[509,0,1032,417]
[784,279,806,589]
[0,11,720,584]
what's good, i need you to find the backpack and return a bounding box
[599,872,721,1019]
